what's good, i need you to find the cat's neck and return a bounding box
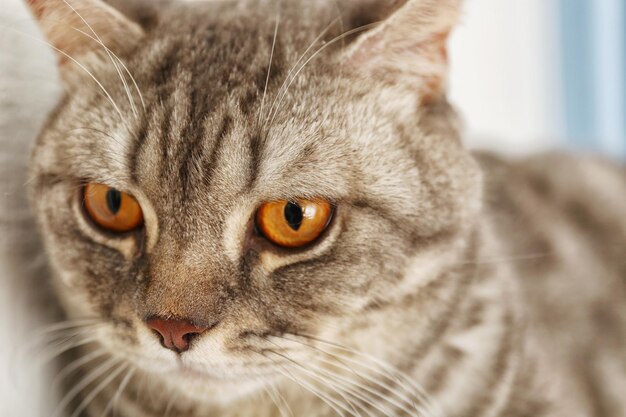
[341,223,527,417]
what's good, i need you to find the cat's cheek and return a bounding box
[31,183,83,288]
[33,182,139,319]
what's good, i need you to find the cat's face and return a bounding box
[28,0,479,403]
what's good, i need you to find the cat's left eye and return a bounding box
[83,183,143,233]
[255,199,333,248]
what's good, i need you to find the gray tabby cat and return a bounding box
[21,0,626,416]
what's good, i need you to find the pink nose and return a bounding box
[145,317,208,353]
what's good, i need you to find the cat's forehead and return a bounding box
[118,6,362,207]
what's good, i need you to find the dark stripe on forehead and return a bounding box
[201,113,233,188]
[247,133,263,189]
[129,115,149,184]
[157,106,173,180]
[129,103,169,186]
[148,39,183,89]
[217,113,234,143]
[238,85,260,117]
[178,86,208,200]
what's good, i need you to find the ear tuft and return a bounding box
[25,0,144,70]
[343,0,461,104]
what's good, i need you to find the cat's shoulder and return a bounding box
[473,150,626,218]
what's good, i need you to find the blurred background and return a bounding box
[450,0,626,158]
[1,0,625,415]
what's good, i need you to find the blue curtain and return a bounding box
[559,0,626,157]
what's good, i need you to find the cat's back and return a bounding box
[476,151,626,416]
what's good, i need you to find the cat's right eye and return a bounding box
[83,183,144,233]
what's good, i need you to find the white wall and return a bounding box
[449,0,565,154]
[0,1,60,415]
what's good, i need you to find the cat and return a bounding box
[17,0,626,416]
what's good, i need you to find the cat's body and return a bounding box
[478,153,626,417]
[14,0,626,416]
[62,152,626,417]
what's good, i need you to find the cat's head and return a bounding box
[27,0,480,403]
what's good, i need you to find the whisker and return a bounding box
[297,334,431,395]
[266,349,368,417]
[266,381,295,417]
[51,348,109,393]
[454,253,550,266]
[100,367,135,417]
[29,323,104,354]
[71,26,138,118]
[51,356,121,417]
[28,332,82,361]
[258,351,348,417]
[35,333,100,367]
[314,352,423,416]
[283,346,409,417]
[61,0,138,119]
[261,382,289,417]
[0,23,128,124]
[134,370,149,408]
[263,17,340,129]
[283,334,442,416]
[266,22,380,129]
[69,362,129,417]
[273,335,425,415]
[303,366,391,417]
[33,318,104,338]
[163,389,181,417]
[1,16,145,112]
[258,12,280,126]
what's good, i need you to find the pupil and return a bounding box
[106,189,122,214]
[284,202,303,231]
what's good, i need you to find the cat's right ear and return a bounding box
[341,0,461,106]
[25,0,144,79]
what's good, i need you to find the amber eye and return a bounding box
[83,183,143,233]
[255,199,333,248]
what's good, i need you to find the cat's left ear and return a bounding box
[343,0,460,105]
[25,0,143,73]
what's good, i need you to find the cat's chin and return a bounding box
[124,356,274,405]
[159,368,269,405]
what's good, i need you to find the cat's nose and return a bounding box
[145,317,208,353]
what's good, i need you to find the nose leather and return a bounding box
[145,317,208,353]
